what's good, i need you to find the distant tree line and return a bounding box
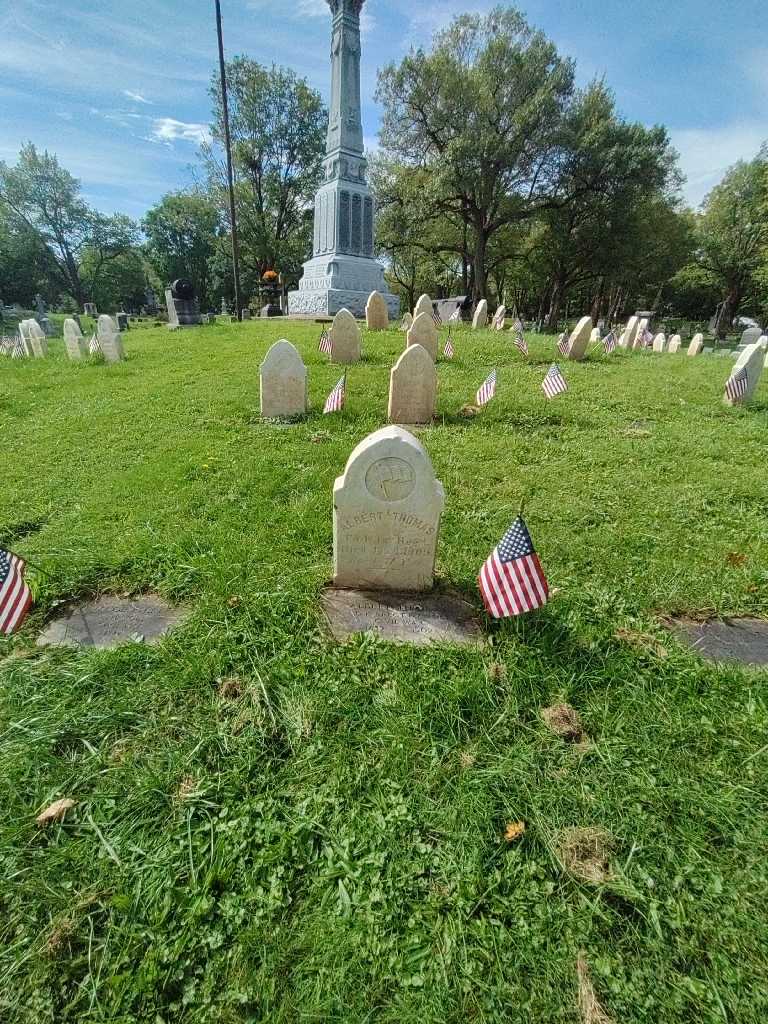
[0,5,766,331]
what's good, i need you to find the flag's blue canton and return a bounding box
[498,519,535,563]
[0,550,12,582]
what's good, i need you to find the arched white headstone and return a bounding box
[97,315,125,363]
[687,333,704,356]
[668,335,682,353]
[472,299,488,330]
[366,291,389,331]
[260,340,308,418]
[333,426,444,591]
[652,333,666,353]
[330,308,361,363]
[725,337,767,405]
[63,318,88,360]
[406,311,438,361]
[388,344,437,424]
[27,319,48,358]
[413,294,433,321]
[566,316,593,361]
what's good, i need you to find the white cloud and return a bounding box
[151,118,211,146]
[670,121,767,209]
[124,89,152,104]
[297,0,327,14]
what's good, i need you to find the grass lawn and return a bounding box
[1,321,767,1023]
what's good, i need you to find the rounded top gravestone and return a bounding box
[333,425,444,592]
[413,294,433,320]
[330,308,362,363]
[472,299,489,330]
[687,333,704,356]
[652,333,666,353]
[259,340,308,419]
[724,337,767,406]
[668,335,682,353]
[366,291,389,331]
[388,344,437,424]
[171,278,195,301]
[406,311,438,361]
[566,316,593,360]
[400,312,413,332]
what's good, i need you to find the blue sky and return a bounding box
[1,0,766,221]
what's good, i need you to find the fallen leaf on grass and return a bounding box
[541,703,587,745]
[459,404,480,418]
[487,661,507,681]
[36,798,76,827]
[46,918,75,956]
[726,552,747,567]
[576,953,615,1024]
[504,821,526,843]
[614,627,668,659]
[557,827,613,884]
[227,595,242,608]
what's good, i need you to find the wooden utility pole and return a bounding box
[215,0,242,320]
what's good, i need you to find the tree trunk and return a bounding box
[718,284,741,339]
[589,278,604,322]
[545,274,567,331]
[472,228,488,305]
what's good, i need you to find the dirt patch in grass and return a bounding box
[557,827,613,884]
[576,953,614,1024]
[541,702,587,745]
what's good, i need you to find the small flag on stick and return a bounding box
[557,333,570,356]
[476,369,497,406]
[89,334,101,355]
[444,336,454,359]
[449,308,461,323]
[478,516,549,618]
[512,326,528,356]
[432,309,443,327]
[542,363,568,399]
[318,327,332,355]
[725,367,748,403]
[602,330,617,354]
[323,373,346,414]
[0,548,33,635]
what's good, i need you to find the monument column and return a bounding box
[288,0,399,319]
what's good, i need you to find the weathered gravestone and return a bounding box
[63,318,88,360]
[590,327,601,343]
[27,319,48,358]
[566,316,593,361]
[406,311,438,361]
[668,334,682,353]
[633,317,650,348]
[116,312,130,331]
[17,320,33,357]
[491,305,506,329]
[321,588,483,647]
[400,312,413,332]
[165,279,202,329]
[741,326,762,347]
[366,291,389,331]
[472,299,488,330]
[621,315,639,348]
[333,425,444,591]
[652,333,666,353]
[330,308,361,364]
[413,294,433,321]
[97,315,125,363]
[687,333,704,356]
[724,337,767,406]
[388,344,437,424]
[84,302,98,317]
[259,340,308,419]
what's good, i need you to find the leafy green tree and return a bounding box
[0,143,138,306]
[697,150,768,336]
[377,6,574,303]
[80,246,147,312]
[204,59,326,289]
[0,207,58,307]
[143,192,222,307]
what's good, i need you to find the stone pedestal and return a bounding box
[166,289,201,329]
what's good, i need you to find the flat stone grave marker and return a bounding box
[406,311,438,361]
[97,315,125,363]
[366,291,389,331]
[321,587,483,646]
[260,339,308,419]
[329,308,361,363]
[333,425,444,591]
[388,344,436,424]
[413,294,433,321]
[472,299,488,330]
[669,616,768,666]
[566,316,593,360]
[63,318,88,360]
[37,595,189,649]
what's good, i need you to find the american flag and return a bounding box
[89,334,101,355]
[432,309,443,327]
[323,374,346,414]
[444,336,454,359]
[557,332,570,356]
[542,363,568,399]
[478,516,549,618]
[725,367,748,403]
[512,326,528,356]
[449,308,461,323]
[602,330,617,354]
[0,549,32,635]
[318,328,332,355]
[640,328,653,347]
[476,369,497,406]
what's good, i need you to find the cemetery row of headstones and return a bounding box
[0,316,125,364]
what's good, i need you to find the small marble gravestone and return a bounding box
[621,315,639,348]
[724,337,767,406]
[406,311,438,361]
[566,316,593,360]
[388,344,436,424]
[366,291,389,331]
[333,426,444,591]
[472,299,488,330]
[97,315,125,363]
[590,327,601,343]
[687,333,704,356]
[741,326,762,347]
[63,318,88,360]
[18,320,33,357]
[492,304,506,329]
[652,332,666,353]
[413,294,433,321]
[668,334,682,353]
[633,317,650,348]
[330,308,361,364]
[27,319,48,358]
[400,312,413,332]
[260,340,308,419]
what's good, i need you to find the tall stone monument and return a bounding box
[288,0,399,319]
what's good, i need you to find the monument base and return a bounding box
[288,253,399,318]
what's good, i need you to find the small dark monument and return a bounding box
[116,312,129,331]
[669,616,768,667]
[37,595,189,650]
[260,279,283,318]
[165,278,202,329]
[436,296,472,323]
